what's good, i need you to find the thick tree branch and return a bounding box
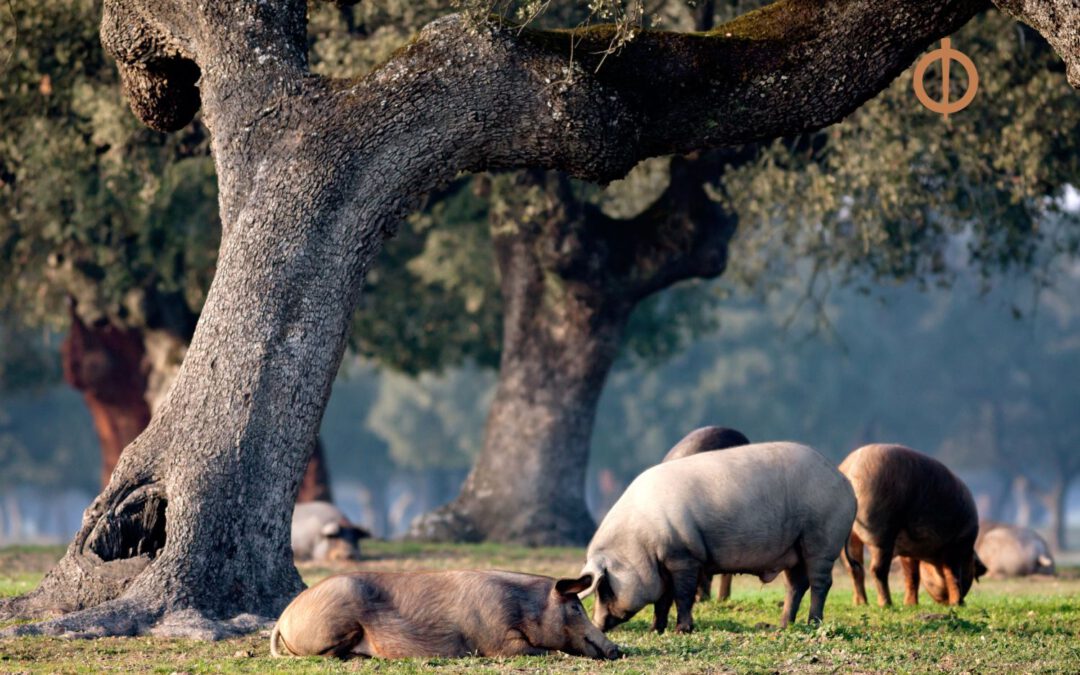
[993,0,1080,87]
[307,1,989,187]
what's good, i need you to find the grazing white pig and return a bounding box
[292,501,369,562]
[975,523,1055,577]
[582,442,856,633]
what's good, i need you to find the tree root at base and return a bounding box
[0,597,272,640]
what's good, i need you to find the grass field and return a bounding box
[1,542,1078,673]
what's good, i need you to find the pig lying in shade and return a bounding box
[270,571,620,660]
[291,501,369,562]
[839,444,985,607]
[660,426,752,601]
[582,441,857,633]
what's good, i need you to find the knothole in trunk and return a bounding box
[87,486,168,562]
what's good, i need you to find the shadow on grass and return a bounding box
[917,611,987,634]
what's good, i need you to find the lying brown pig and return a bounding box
[839,444,985,607]
[270,570,620,660]
[975,522,1055,578]
[660,426,751,601]
[582,442,856,633]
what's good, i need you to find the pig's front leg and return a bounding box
[501,632,551,657]
[651,583,674,634]
[667,560,702,633]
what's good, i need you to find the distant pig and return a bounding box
[839,444,986,607]
[974,522,1055,578]
[270,570,620,660]
[291,501,369,562]
[661,426,751,462]
[660,426,751,601]
[582,442,857,633]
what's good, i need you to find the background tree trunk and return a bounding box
[412,156,738,544]
[61,311,152,488]
[411,190,631,543]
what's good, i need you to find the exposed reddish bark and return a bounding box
[61,307,152,488]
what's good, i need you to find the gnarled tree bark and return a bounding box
[5,0,1064,637]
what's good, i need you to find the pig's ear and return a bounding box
[555,574,594,598]
[321,522,342,537]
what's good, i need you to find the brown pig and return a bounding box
[660,426,751,601]
[839,444,986,607]
[270,570,620,660]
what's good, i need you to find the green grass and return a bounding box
[1,542,1078,673]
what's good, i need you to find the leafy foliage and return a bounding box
[0,0,217,330]
[722,12,1080,294]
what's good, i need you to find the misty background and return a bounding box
[4,248,1079,546]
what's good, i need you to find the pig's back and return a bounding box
[841,444,978,554]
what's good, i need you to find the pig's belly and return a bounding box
[703,541,801,580]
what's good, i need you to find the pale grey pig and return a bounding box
[975,522,1055,577]
[582,442,856,633]
[270,570,620,659]
[660,426,751,601]
[291,501,369,562]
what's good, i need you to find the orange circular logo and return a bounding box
[913,38,979,119]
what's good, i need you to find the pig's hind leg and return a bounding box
[843,533,868,606]
[651,582,674,634]
[805,556,835,624]
[781,560,810,627]
[867,540,895,607]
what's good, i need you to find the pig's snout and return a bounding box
[581,632,621,660]
[325,540,360,562]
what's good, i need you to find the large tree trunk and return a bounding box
[0,0,1004,637]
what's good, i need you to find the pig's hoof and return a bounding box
[674,623,693,634]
